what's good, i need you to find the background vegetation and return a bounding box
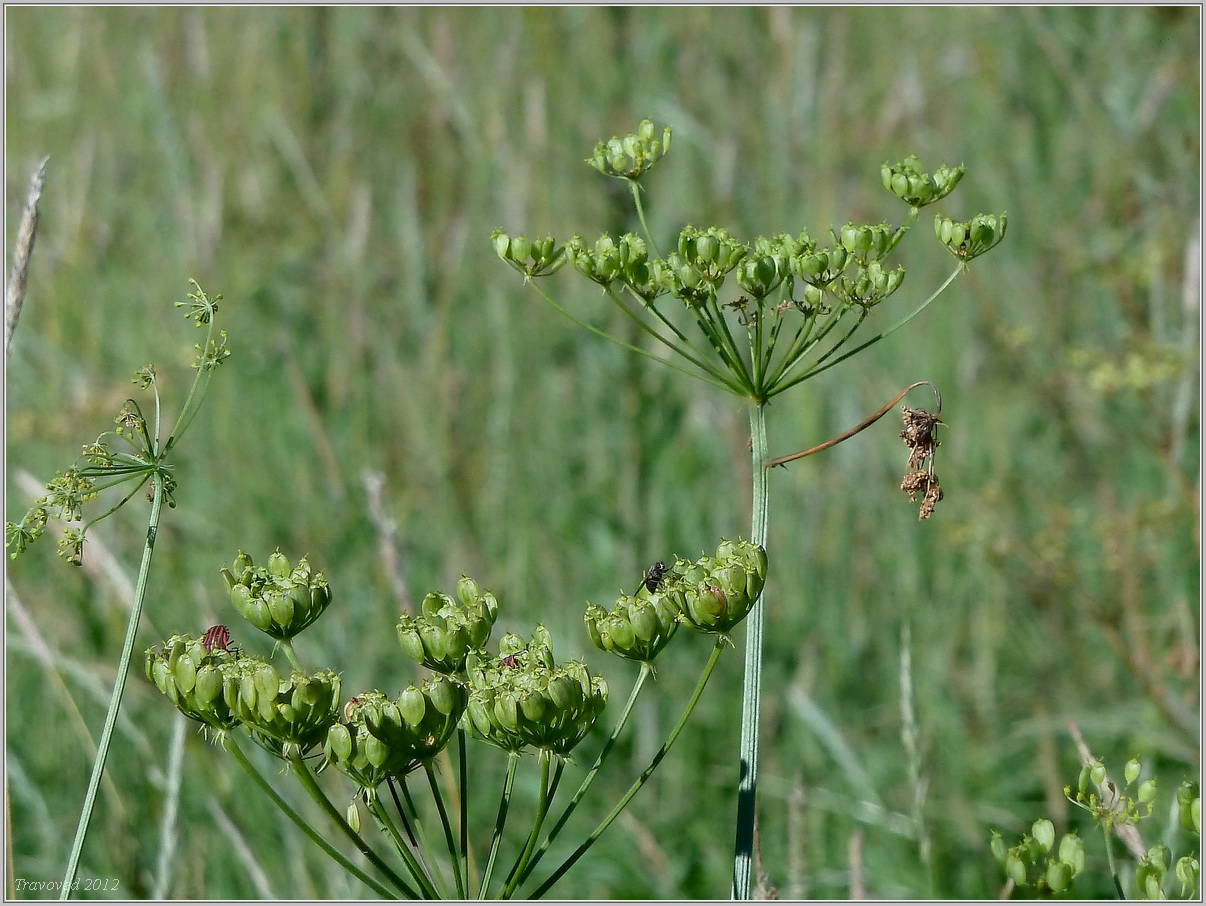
[5,7,1198,899]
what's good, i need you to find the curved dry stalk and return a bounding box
[765,380,942,469]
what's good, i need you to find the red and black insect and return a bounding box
[641,561,670,593]
[500,654,519,668]
[202,624,232,653]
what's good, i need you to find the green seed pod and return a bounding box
[174,652,198,695]
[253,663,281,705]
[494,694,520,734]
[1176,781,1200,833]
[1045,860,1072,893]
[327,722,353,763]
[584,604,606,650]
[289,584,312,620]
[629,600,659,641]
[1032,818,1054,853]
[265,589,295,628]
[1124,758,1141,786]
[397,627,425,664]
[1174,854,1199,893]
[290,558,313,585]
[1137,778,1157,804]
[468,697,492,738]
[231,551,254,585]
[309,582,331,614]
[546,674,576,711]
[1076,762,1092,796]
[1005,853,1028,888]
[419,624,448,662]
[519,690,549,723]
[989,831,1007,864]
[1058,833,1085,876]
[399,686,426,727]
[607,614,636,651]
[229,583,255,617]
[267,550,291,579]
[456,575,482,608]
[427,676,460,716]
[195,665,223,704]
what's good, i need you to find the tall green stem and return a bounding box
[60,481,166,899]
[731,400,770,900]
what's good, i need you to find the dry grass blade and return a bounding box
[5,155,49,364]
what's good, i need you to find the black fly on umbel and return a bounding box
[641,561,670,593]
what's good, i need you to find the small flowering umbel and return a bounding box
[935,213,1008,262]
[663,225,749,304]
[144,634,242,732]
[990,820,1086,895]
[224,658,342,754]
[882,155,965,208]
[584,581,684,663]
[491,231,566,279]
[585,119,672,181]
[324,678,468,791]
[397,576,500,675]
[221,549,332,641]
[1066,757,1156,830]
[833,261,906,309]
[565,233,662,302]
[836,221,906,266]
[675,540,769,635]
[465,626,608,756]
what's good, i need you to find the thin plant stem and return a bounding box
[224,737,402,898]
[629,178,661,259]
[774,264,964,395]
[423,760,466,898]
[499,750,553,899]
[457,730,471,891]
[399,775,452,898]
[59,480,167,899]
[605,285,734,383]
[529,639,728,899]
[278,638,304,672]
[368,793,438,898]
[518,662,652,886]
[478,752,520,898]
[529,280,741,394]
[731,400,770,900]
[286,749,416,897]
[1103,824,1124,898]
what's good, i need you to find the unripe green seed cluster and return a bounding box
[144,634,241,731]
[464,627,608,756]
[221,549,331,641]
[585,539,769,660]
[397,576,499,674]
[325,679,468,790]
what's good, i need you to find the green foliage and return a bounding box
[6,6,1197,900]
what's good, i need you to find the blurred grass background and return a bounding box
[4,6,1199,899]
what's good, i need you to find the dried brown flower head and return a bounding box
[900,406,944,519]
